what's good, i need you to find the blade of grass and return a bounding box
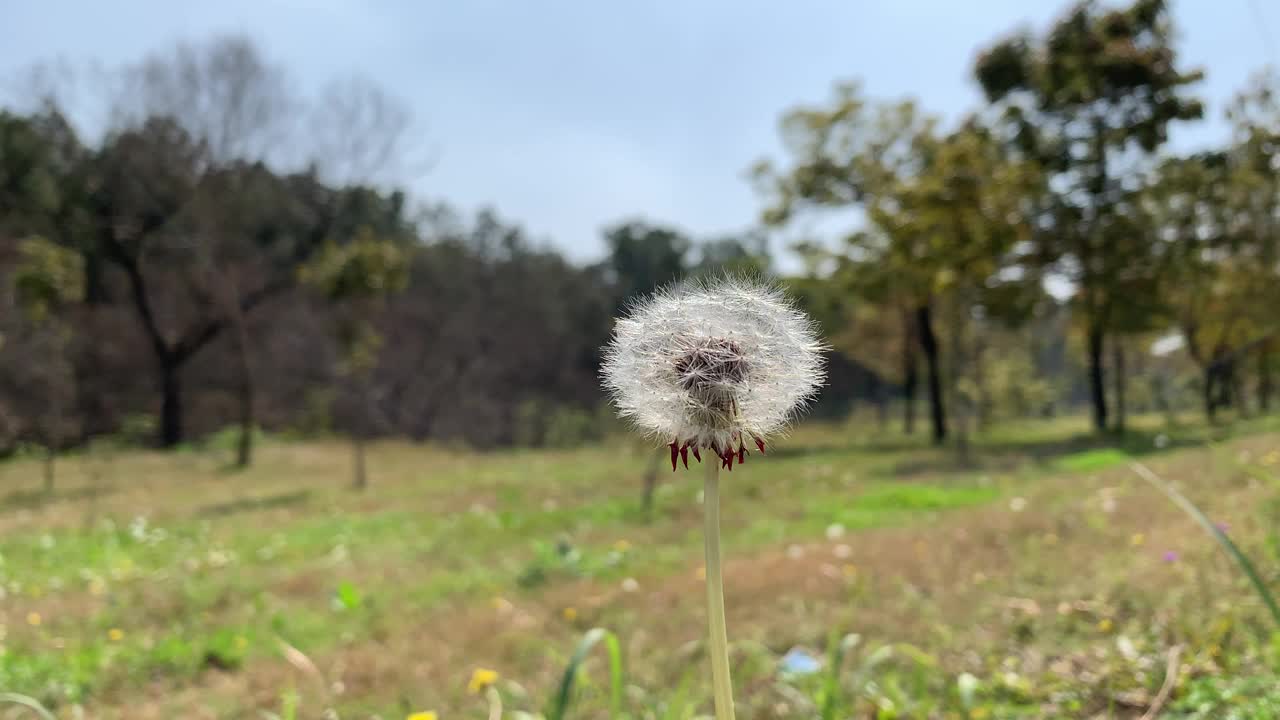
[0,693,57,720]
[819,633,860,720]
[1131,461,1280,630]
[547,627,624,720]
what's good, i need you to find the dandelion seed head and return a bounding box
[601,276,825,469]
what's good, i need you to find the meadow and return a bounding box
[1,413,1280,719]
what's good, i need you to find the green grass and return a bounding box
[0,412,1277,717]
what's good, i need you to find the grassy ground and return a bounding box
[1,412,1279,719]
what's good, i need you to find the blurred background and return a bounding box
[3,1,1280,718]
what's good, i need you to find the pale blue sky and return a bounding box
[3,1,1276,267]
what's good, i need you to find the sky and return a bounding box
[3,1,1278,270]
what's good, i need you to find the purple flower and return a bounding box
[1215,522,1230,533]
[1163,550,1179,563]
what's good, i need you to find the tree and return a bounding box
[11,236,83,492]
[974,0,1204,433]
[301,228,409,489]
[754,88,954,442]
[76,35,415,450]
[602,220,690,305]
[756,86,1040,445]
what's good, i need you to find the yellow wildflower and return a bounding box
[562,607,578,621]
[613,539,631,552]
[468,668,499,694]
[696,566,706,580]
[407,713,438,720]
[26,612,40,627]
[842,564,857,579]
[235,636,248,650]
[1097,618,1113,632]
[108,628,124,642]
[1130,533,1145,547]
[970,709,991,720]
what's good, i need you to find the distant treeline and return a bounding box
[2,0,1278,462]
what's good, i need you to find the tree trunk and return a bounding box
[903,342,918,435]
[352,435,368,490]
[160,358,183,448]
[1232,360,1249,418]
[231,306,255,469]
[916,304,947,445]
[1087,324,1108,433]
[1112,337,1126,435]
[44,333,61,495]
[1204,366,1217,423]
[1260,342,1273,413]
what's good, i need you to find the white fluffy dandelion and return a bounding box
[601,276,825,471]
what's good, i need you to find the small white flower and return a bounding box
[1009,497,1028,512]
[601,277,825,470]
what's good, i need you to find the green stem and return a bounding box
[1131,461,1280,631]
[703,460,736,720]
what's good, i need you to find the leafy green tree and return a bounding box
[754,88,952,441]
[756,84,1040,445]
[11,236,83,492]
[300,228,409,489]
[974,0,1204,433]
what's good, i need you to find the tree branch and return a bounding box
[172,277,292,363]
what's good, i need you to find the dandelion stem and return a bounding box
[485,686,503,720]
[703,460,736,720]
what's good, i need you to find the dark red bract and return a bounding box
[666,434,765,472]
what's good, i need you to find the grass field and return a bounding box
[1,413,1280,719]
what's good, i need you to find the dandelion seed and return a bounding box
[1009,497,1027,512]
[108,628,124,642]
[600,277,825,469]
[620,577,639,593]
[825,523,846,540]
[467,668,499,694]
